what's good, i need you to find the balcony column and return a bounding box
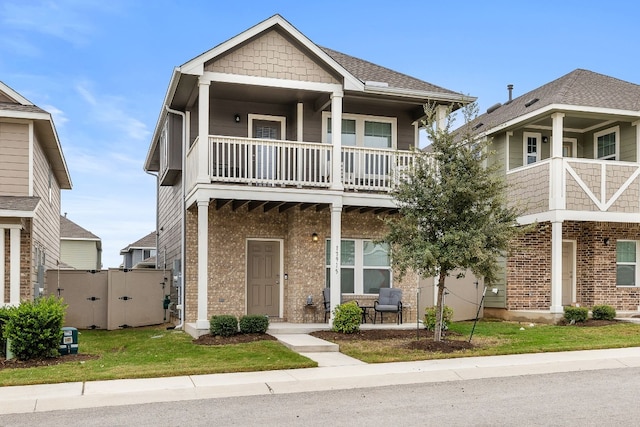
[196,200,210,329]
[197,78,211,184]
[329,201,342,324]
[633,120,640,163]
[435,105,448,132]
[550,113,565,313]
[330,91,344,191]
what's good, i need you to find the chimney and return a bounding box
[507,84,513,102]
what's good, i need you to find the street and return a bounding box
[1,367,637,426]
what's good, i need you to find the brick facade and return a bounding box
[507,221,640,311]
[184,203,417,323]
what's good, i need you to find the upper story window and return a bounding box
[617,240,638,286]
[594,126,619,160]
[523,132,540,165]
[324,113,396,149]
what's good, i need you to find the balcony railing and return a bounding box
[507,158,640,216]
[185,135,415,193]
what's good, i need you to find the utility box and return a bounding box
[59,327,78,355]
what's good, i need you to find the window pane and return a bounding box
[617,265,635,286]
[341,240,355,265]
[327,119,356,146]
[364,121,391,148]
[363,241,390,266]
[617,241,636,263]
[363,269,390,294]
[598,132,616,158]
[341,268,355,293]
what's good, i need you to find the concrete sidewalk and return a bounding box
[1,345,640,415]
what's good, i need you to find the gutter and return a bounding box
[165,105,187,331]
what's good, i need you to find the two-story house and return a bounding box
[120,231,157,269]
[144,15,470,336]
[60,214,102,270]
[471,69,640,322]
[0,81,72,305]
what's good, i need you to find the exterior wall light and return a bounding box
[311,232,319,242]
[234,114,241,123]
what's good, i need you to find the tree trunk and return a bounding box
[434,274,446,342]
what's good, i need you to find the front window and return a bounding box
[617,241,637,286]
[594,126,619,160]
[324,113,396,149]
[523,132,540,165]
[326,239,391,294]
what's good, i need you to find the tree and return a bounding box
[384,101,522,341]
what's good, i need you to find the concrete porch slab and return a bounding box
[270,333,339,352]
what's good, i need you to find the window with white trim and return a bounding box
[523,132,540,165]
[325,239,392,294]
[617,240,638,286]
[324,113,396,149]
[594,126,619,160]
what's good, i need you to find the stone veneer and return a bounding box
[507,221,640,311]
[184,203,418,323]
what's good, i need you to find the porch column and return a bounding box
[10,227,20,305]
[550,112,565,210]
[197,78,210,184]
[633,120,640,163]
[435,105,448,132]
[506,131,512,171]
[550,220,563,313]
[0,228,4,304]
[329,201,342,324]
[196,200,209,329]
[330,91,344,191]
[296,102,303,142]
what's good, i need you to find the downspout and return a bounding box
[165,105,186,330]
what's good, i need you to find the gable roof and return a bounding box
[471,69,640,135]
[0,81,72,190]
[120,231,156,254]
[60,215,100,240]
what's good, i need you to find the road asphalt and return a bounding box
[1,331,639,416]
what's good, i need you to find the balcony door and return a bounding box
[249,114,286,180]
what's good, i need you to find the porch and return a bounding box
[185,135,415,193]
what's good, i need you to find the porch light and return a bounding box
[542,136,548,143]
[604,237,610,246]
[234,114,241,123]
[311,232,319,242]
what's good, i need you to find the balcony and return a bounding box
[185,135,415,194]
[507,158,640,217]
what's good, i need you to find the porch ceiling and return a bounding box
[520,110,638,133]
[209,198,398,215]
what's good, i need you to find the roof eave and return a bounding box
[363,85,475,104]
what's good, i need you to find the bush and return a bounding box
[424,305,453,331]
[592,305,617,321]
[3,296,66,361]
[564,306,589,323]
[239,315,269,334]
[0,306,10,357]
[210,315,238,337]
[332,301,361,334]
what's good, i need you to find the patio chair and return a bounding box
[374,288,403,324]
[322,288,331,322]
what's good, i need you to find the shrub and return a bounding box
[424,305,453,331]
[592,305,617,321]
[239,315,269,334]
[332,301,361,334]
[210,315,238,337]
[0,306,10,357]
[564,306,589,323]
[3,296,66,361]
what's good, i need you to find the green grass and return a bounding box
[335,320,640,363]
[0,327,315,387]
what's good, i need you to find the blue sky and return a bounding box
[1,0,639,268]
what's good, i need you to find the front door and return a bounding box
[562,241,575,305]
[247,240,280,316]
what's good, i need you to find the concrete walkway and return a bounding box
[2,323,640,415]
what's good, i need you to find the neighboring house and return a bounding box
[60,214,102,270]
[0,81,72,305]
[120,231,157,269]
[469,69,640,321]
[144,15,470,335]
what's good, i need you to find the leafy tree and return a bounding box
[384,101,522,341]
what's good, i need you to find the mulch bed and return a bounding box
[0,353,99,371]
[193,333,278,346]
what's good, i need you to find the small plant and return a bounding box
[564,306,589,323]
[3,296,67,361]
[0,306,10,357]
[592,305,616,321]
[332,301,361,334]
[239,315,269,334]
[210,315,238,337]
[424,305,453,331]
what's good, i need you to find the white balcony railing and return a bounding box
[185,135,416,193]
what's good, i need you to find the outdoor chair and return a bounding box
[374,288,403,324]
[322,288,331,322]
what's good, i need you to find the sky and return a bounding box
[1,0,639,268]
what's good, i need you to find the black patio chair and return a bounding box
[374,288,403,324]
